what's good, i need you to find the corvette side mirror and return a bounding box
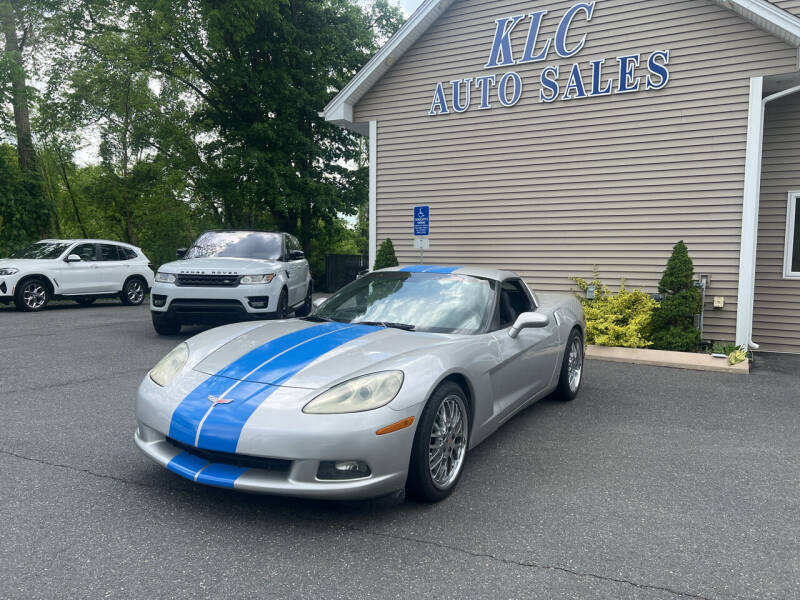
[312,297,327,309]
[65,254,82,263]
[508,312,549,338]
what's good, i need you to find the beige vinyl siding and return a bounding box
[354,0,798,343]
[768,0,800,19]
[753,94,800,352]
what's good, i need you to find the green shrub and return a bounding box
[571,268,658,348]
[651,241,702,352]
[373,238,399,270]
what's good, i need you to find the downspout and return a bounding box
[736,79,800,350]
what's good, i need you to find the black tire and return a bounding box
[75,297,96,306]
[14,278,51,312]
[406,381,470,503]
[555,329,584,401]
[275,288,289,319]
[121,277,147,306]
[295,284,313,317]
[152,312,181,336]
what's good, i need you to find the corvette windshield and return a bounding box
[10,242,72,259]
[185,232,282,260]
[315,272,493,335]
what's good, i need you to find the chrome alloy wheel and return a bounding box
[127,280,145,304]
[23,282,47,310]
[428,395,468,490]
[567,337,583,393]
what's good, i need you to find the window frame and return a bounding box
[784,191,800,279]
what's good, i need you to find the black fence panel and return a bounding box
[325,254,367,293]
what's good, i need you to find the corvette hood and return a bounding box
[193,320,451,390]
[159,257,283,275]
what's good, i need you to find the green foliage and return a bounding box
[373,238,398,271]
[651,241,702,352]
[709,342,739,356]
[0,144,50,255]
[571,269,657,349]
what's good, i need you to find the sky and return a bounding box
[398,0,424,16]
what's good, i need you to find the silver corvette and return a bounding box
[135,265,585,502]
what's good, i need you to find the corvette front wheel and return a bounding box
[406,381,470,503]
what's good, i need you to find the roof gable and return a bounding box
[322,0,800,133]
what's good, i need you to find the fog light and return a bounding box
[248,296,269,309]
[316,460,371,481]
[152,294,167,307]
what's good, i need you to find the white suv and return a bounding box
[0,239,154,312]
[150,230,312,335]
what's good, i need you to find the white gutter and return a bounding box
[736,79,800,349]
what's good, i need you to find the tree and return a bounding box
[651,240,702,352]
[373,238,398,270]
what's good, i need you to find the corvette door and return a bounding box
[489,280,560,419]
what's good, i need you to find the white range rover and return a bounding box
[0,239,154,311]
[150,230,313,335]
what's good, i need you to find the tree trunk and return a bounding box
[0,1,36,173]
[54,146,88,238]
[120,76,136,244]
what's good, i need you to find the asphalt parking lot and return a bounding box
[1,303,798,600]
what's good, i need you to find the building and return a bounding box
[323,0,800,354]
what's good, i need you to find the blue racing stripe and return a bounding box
[166,451,208,480]
[196,463,248,488]
[168,322,349,447]
[399,265,460,273]
[196,324,376,453]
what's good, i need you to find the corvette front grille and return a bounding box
[176,274,240,287]
[166,438,292,473]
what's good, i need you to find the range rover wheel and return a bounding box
[14,278,50,312]
[121,277,146,306]
[152,313,181,336]
[276,288,289,319]
[295,285,313,317]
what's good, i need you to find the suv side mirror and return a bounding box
[176,248,187,258]
[288,250,304,261]
[508,312,550,338]
[65,254,82,263]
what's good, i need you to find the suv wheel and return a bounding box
[276,288,289,319]
[15,278,50,312]
[295,285,312,317]
[152,313,181,335]
[121,278,146,306]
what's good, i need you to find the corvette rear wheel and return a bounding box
[406,381,469,503]
[555,329,584,401]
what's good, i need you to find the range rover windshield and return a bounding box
[313,271,494,335]
[184,232,282,260]
[10,242,72,259]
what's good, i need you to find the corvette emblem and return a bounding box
[208,395,233,405]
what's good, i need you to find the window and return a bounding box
[72,244,97,262]
[785,192,800,279]
[496,279,534,329]
[99,244,120,261]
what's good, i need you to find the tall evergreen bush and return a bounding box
[373,238,399,270]
[651,241,702,352]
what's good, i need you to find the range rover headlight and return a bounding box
[0,268,19,276]
[303,371,404,414]
[149,343,189,387]
[240,274,275,284]
[155,272,176,283]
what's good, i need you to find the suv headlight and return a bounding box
[155,272,176,283]
[0,268,19,276]
[303,371,404,414]
[149,343,189,387]
[240,274,275,284]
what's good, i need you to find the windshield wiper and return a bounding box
[355,321,416,331]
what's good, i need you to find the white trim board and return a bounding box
[784,191,800,279]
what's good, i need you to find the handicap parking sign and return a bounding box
[414,206,430,236]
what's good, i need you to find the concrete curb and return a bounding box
[586,345,750,374]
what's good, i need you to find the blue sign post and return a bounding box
[414,206,430,264]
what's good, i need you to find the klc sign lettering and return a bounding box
[429,2,670,115]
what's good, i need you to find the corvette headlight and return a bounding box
[303,371,404,414]
[240,274,275,284]
[149,343,189,387]
[0,268,19,276]
[155,272,176,283]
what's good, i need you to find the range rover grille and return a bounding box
[176,274,240,287]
